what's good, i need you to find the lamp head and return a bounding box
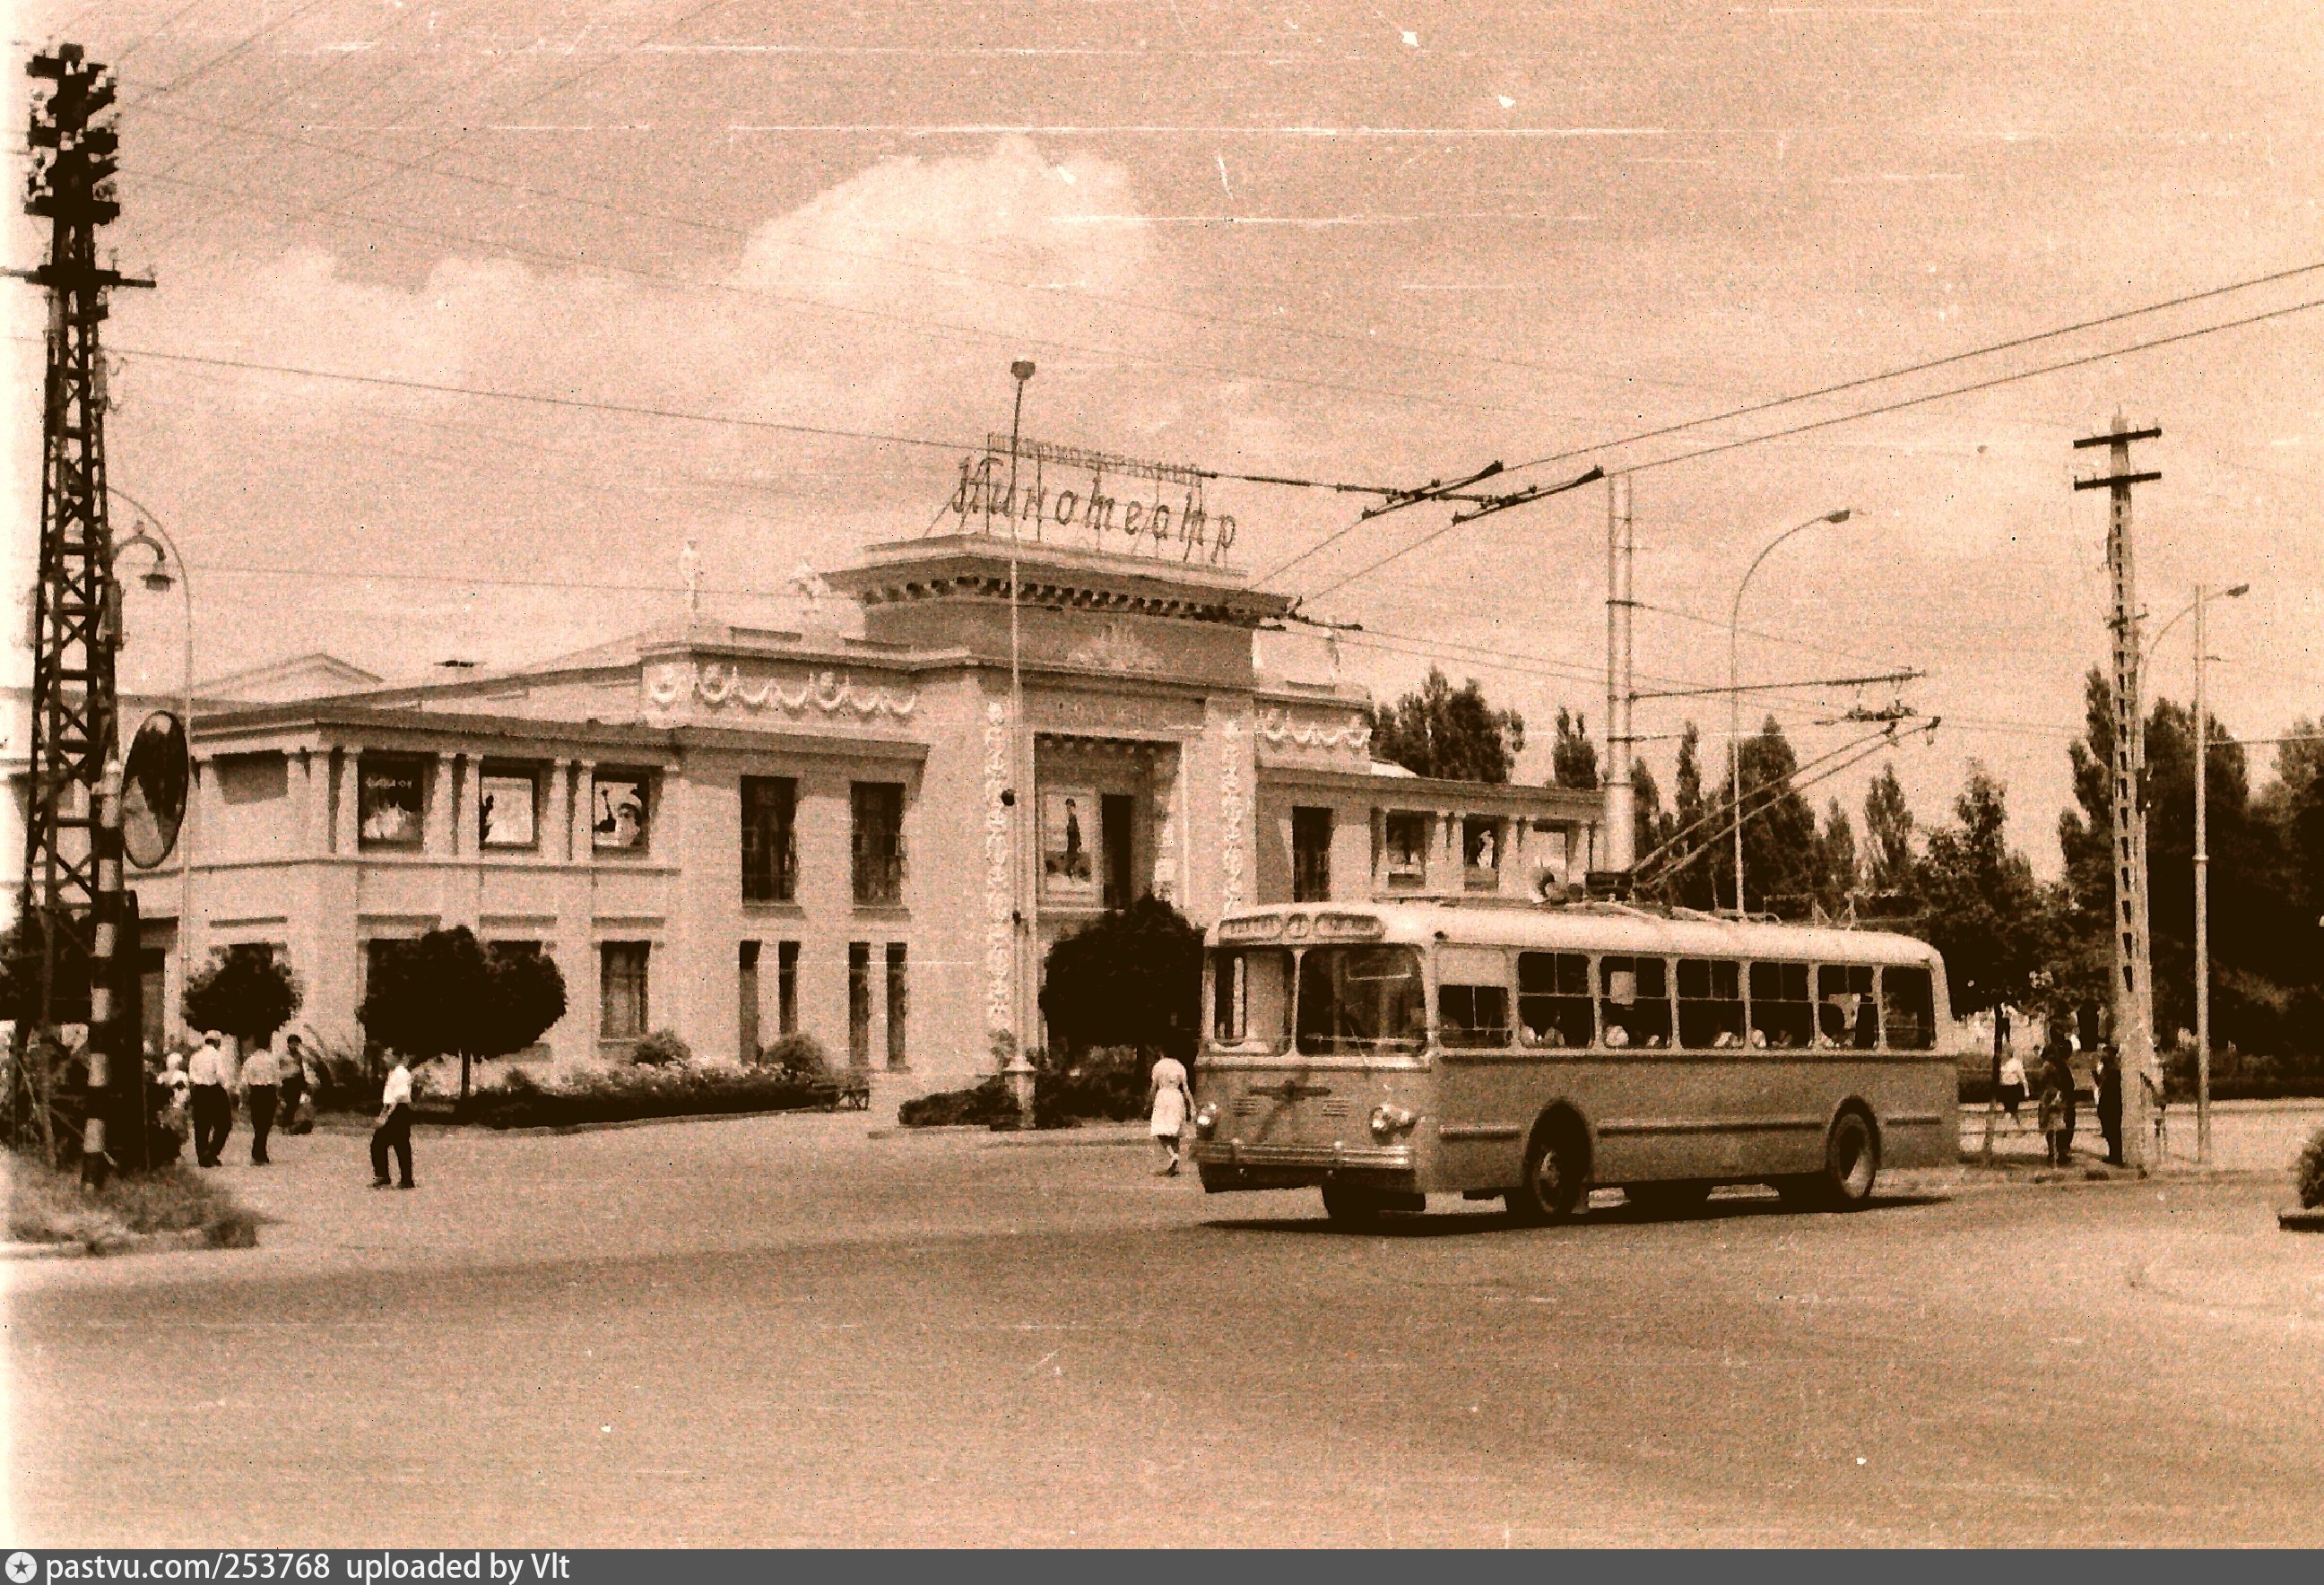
[140,565,174,593]
[1825,508,1853,524]
[2223,583,2250,600]
[1010,359,1036,383]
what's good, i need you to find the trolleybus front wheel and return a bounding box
[1322,1182,1391,1230]
[1507,1115,1589,1226]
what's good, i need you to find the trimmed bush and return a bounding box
[759,1031,835,1078]
[453,1064,824,1130]
[632,1028,692,1068]
[2296,1125,2324,1211]
[898,1046,1153,1130]
[898,1076,1024,1129]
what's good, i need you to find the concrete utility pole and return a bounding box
[1603,474,1636,877]
[2074,413,2163,1170]
[2190,581,2248,1165]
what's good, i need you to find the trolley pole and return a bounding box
[2074,413,2163,1171]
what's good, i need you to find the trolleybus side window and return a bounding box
[1748,961,1812,1049]
[1817,964,1880,1049]
[1677,958,1746,1049]
[1880,965,1937,1050]
[1296,945,1426,1056]
[1516,951,1593,1048]
[1599,956,1670,1049]
[1210,948,1291,1052]
[1435,946,1511,1048]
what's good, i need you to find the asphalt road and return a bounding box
[9,1114,2324,1546]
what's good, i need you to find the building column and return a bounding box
[547,759,571,862]
[429,751,455,857]
[572,760,597,862]
[334,749,360,855]
[457,754,482,859]
[299,746,329,854]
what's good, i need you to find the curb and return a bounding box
[2278,1208,2324,1232]
[0,1227,228,1261]
[499,1106,876,1138]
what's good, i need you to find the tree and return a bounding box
[184,946,303,1046]
[0,914,92,1026]
[1628,755,1665,879]
[1817,797,1859,918]
[1550,707,1599,792]
[1916,765,2045,1017]
[1718,716,1820,918]
[1038,895,1204,1063]
[1655,722,1718,911]
[1366,667,1525,784]
[358,927,568,1099]
[1863,762,1917,897]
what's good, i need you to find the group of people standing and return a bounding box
[1996,1035,2139,1167]
[155,1032,417,1189]
[161,1030,319,1167]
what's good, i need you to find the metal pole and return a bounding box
[1004,361,1035,1116]
[2194,585,2210,1166]
[111,490,194,1044]
[1603,476,1635,874]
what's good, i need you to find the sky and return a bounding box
[5,0,2324,875]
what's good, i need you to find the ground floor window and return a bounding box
[601,941,649,1048]
[847,941,872,1067]
[885,943,908,1070]
[778,940,799,1035]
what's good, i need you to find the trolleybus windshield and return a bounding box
[1295,945,1426,1056]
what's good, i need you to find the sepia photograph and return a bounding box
[4,0,2324,1557]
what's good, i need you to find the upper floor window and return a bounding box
[480,766,539,850]
[741,776,798,903]
[1461,815,1503,891]
[592,771,653,853]
[1382,811,1429,890]
[359,757,426,848]
[852,782,906,905]
[1292,806,1333,903]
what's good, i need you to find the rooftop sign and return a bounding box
[943,433,1237,567]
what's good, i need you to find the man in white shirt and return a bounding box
[240,1040,282,1165]
[371,1052,416,1190]
[186,1032,234,1168]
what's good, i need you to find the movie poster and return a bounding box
[1041,786,1097,900]
[359,760,424,846]
[480,774,537,849]
[592,774,650,851]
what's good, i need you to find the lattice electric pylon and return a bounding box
[10,43,151,1178]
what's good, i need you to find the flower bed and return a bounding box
[449,1065,832,1130]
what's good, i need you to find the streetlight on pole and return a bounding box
[1003,359,1036,1122]
[1729,507,1851,916]
[108,489,195,1042]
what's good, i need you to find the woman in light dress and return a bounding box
[1148,1052,1195,1176]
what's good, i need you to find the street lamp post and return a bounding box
[108,489,195,1043]
[1729,508,1851,915]
[1004,360,1036,1123]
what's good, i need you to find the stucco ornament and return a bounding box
[1150,747,1181,904]
[982,699,1014,1036]
[644,660,697,725]
[1255,706,1372,753]
[1065,619,1166,675]
[692,665,918,719]
[1218,712,1248,913]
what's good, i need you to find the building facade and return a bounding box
[4,533,1604,1085]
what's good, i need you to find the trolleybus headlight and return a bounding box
[1368,1104,1417,1140]
[1193,1101,1221,1137]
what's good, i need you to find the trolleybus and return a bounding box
[1191,897,1956,1226]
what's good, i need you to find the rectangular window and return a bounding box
[851,782,906,905]
[847,941,872,1067]
[600,942,649,1045]
[777,940,799,1036]
[1749,961,1813,1049]
[1517,951,1594,1048]
[591,772,652,853]
[1435,951,1511,1050]
[741,776,798,903]
[1881,966,1937,1051]
[1295,945,1427,1056]
[479,767,539,849]
[358,757,426,848]
[1210,948,1292,1052]
[739,940,762,1063]
[1677,958,1747,1049]
[1102,792,1136,911]
[138,946,168,1054]
[1383,811,1429,889]
[1292,806,1334,903]
[1598,956,1671,1049]
[1461,815,1504,892]
[1818,964,1881,1048]
[885,943,908,1070]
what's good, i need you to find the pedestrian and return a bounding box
[240,1036,282,1165]
[1999,1047,2028,1124]
[2095,1045,2125,1166]
[159,1049,192,1142]
[186,1031,233,1168]
[278,1034,308,1134]
[371,1050,416,1190]
[2038,1041,2076,1166]
[1148,1050,1194,1176]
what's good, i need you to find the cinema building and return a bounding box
[5,532,1606,1087]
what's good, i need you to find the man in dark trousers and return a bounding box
[371,1051,416,1190]
[186,1031,233,1168]
[240,1038,281,1165]
[2095,1045,2126,1166]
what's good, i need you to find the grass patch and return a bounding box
[5,1152,261,1253]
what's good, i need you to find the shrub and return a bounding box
[1038,896,1203,1065]
[632,1028,692,1068]
[898,1076,1024,1129]
[2296,1125,2324,1211]
[759,1031,835,1078]
[453,1064,823,1129]
[359,928,568,1098]
[897,1046,1151,1130]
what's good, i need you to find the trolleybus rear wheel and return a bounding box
[1507,1118,1588,1226]
[1780,1108,1880,1209]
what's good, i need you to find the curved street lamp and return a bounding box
[107,488,195,1042]
[1729,507,1852,915]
